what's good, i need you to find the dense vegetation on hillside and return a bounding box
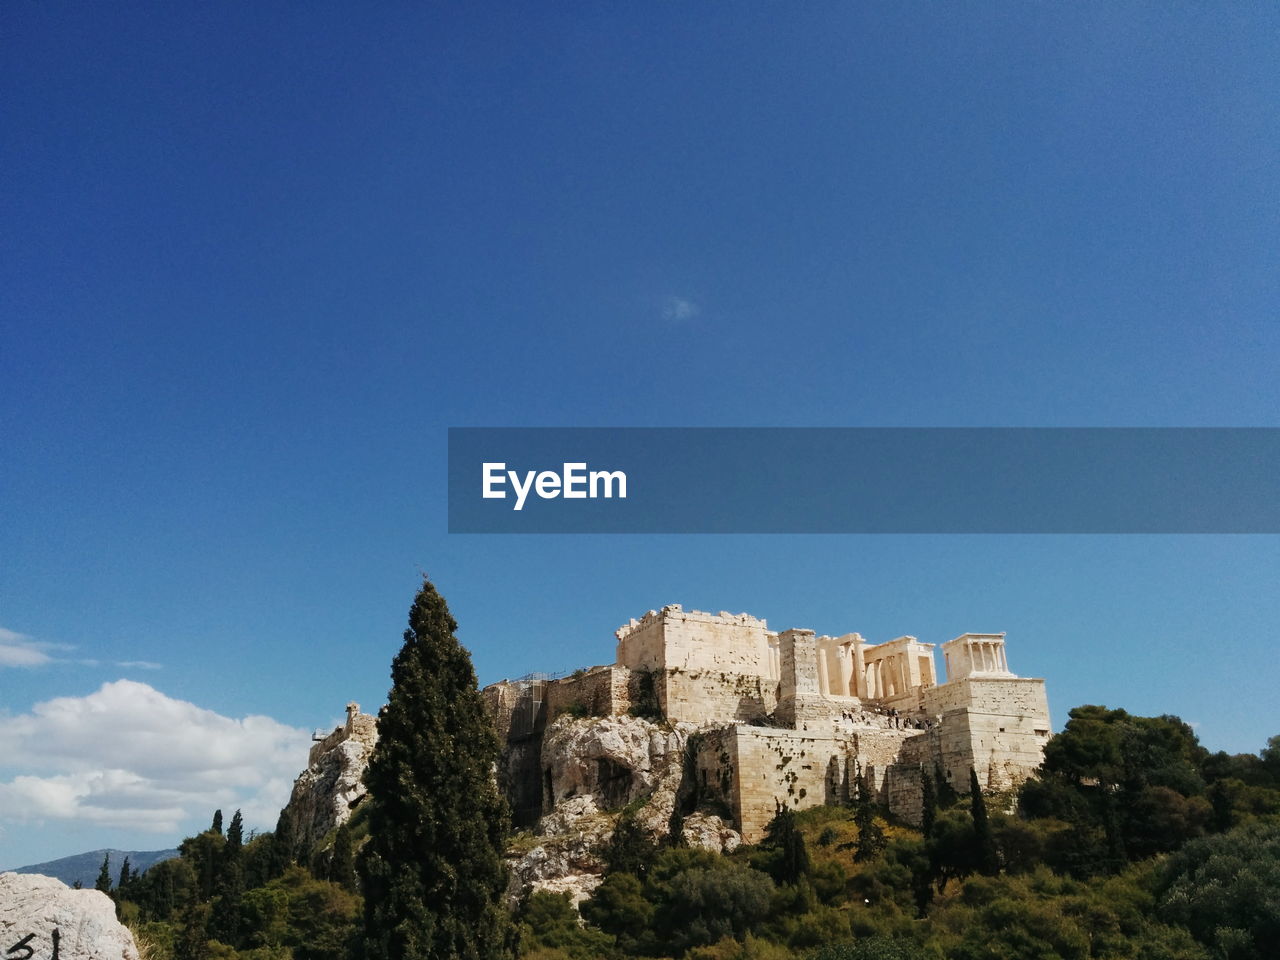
[108,705,1280,960]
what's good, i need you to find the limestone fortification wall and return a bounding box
[616,605,772,676]
[660,668,778,724]
[545,666,633,721]
[921,675,1048,721]
[482,682,524,744]
[922,677,1051,789]
[711,725,925,842]
[308,702,378,767]
[483,603,1053,847]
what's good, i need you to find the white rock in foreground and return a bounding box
[0,873,139,960]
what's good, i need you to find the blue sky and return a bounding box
[2,3,1278,868]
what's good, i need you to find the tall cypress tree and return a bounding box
[359,577,513,960]
[96,852,113,893]
[212,809,246,945]
[920,769,938,839]
[329,822,358,892]
[266,806,296,880]
[854,771,885,862]
[969,768,998,875]
[226,809,244,854]
[764,803,810,885]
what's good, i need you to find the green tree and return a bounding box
[1025,705,1219,872]
[96,852,113,893]
[920,770,937,839]
[648,852,775,955]
[969,768,997,875]
[517,891,616,960]
[329,822,357,892]
[853,772,885,863]
[212,809,224,835]
[1156,821,1280,960]
[763,804,810,886]
[266,807,297,881]
[358,577,513,960]
[210,859,244,945]
[226,809,245,854]
[238,866,359,960]
[935,764,960,808]
[180,828,225,902]
[581,872,654,954]
[605,809,659,880]
[928,810,978,891]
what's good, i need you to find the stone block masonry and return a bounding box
[482,604,1051,842]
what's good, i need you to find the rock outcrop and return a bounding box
[504,715,742,905]
[283,704,745,908]
[0,873,139,960]
[505,797,613,908]
[543,714,689,806]
[681,811,742,853]
[285,703,378,854]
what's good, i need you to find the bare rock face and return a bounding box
[681,811,742,854]
[541,714,694,823]
[285,706,378,853]
[505,797,615,908]
[507,715,709,905]
[0,873,139,960]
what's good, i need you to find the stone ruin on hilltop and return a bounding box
[291,604,1051,903]
[482,604,1051,844]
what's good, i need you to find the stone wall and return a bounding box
[660,668,778,724]
[616,605,772,677]
[921,677,1050,789]
[545,666,633,722]
[483,604,1053,849]
[307,702,377,767]
[714,725,923,842]
[776,629,829,728]
[482,682,524,744]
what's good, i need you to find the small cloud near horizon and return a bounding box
[0,628,66,668]
[662,296,700,323]
[0,626,161,671]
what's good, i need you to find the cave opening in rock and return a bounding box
[595,757,633,810]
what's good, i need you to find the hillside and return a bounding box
[6,848,178,888]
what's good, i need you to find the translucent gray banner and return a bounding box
[448,428,1279,533]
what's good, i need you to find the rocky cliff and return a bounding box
[284,704,378,854]
[506,715,740,906]
[281,706,738,907]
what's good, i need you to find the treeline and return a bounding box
[104,707,1280,960]
[106,806,363,960]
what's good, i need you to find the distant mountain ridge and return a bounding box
[4,848,179,888]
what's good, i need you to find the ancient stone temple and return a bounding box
[483,605,1051,843]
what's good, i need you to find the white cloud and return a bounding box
[0,680,311,834]
[0,628,59,668]
[0,626,163,671]
[662,296,700,323]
